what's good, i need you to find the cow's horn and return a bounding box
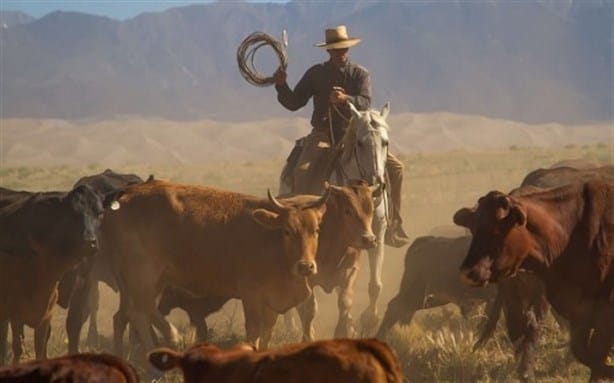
[267,189,286,211]
[305,187,331,209]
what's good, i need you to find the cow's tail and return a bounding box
[357,338,404,383]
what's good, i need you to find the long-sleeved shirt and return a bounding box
[275,60,371,141]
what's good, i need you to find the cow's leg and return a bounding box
[587,310,614,382]
[186,310,209,342]
[188,296,230,342]
[124,302,157,355]
[516,307,539,383]
[150,310,180,348]
[516,287,550,383]
[376,288,423,339]
[86,279,100,348]
[335,264,359,338]
[34,318,51,360]
[10,321,24,364]
[0,318,8,365]
[242,299,263,349]
[296,292,317,342]
[258,307,280,350]
[113,294,129,356]
[66,277,96,354]
[569,321,593,368]
[360,217,386,336]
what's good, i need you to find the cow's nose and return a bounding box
[296,261,317,277]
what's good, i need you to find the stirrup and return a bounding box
[385,222,410,248]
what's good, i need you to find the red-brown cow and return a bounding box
[149,338,403,383]
[101,179,330,356]
[454,180,613,382]
[0,353,139,382]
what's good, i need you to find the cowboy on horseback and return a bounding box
[273,25,409,248]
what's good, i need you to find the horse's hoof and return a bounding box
[359,311,380,337]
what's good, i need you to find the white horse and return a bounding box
[292,101,390,339]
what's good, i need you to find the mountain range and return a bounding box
[1,1,612,124]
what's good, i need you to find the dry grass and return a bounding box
[0,144,611,382]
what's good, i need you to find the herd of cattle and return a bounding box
[0,162,612,382]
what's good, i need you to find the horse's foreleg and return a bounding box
[360,240,385,336]
[296,292,317,342]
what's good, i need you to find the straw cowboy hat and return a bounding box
[314,25,361,49]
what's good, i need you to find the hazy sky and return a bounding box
[1,0,290,20]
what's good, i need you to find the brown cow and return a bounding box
[281,182,379,340]
[0,185,105,365]
[519,165,614,189]
[124,181,378,347]
[454,180,613,382]
[101,179,331,356]
[376,235,496,339]
[0,353,139,382]
[148,338,403,383]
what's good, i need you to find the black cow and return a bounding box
[57,169,145,354]
[0,184,105,364]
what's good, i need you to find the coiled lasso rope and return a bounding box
[237,31,288,87]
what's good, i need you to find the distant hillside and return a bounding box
[0,11,34,28]
[1,114,610,167]
[0,1,612,123]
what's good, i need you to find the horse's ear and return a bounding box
[381,102,391,119]
[348,102,361,119]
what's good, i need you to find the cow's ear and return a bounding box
[453,207,475,228]
[251,209,281,229]
[148,348,182,371]
[509,205,527,227]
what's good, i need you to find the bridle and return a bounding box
[329,106,389,215]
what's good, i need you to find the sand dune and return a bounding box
[1,113,611,167]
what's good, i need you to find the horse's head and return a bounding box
[339,102,390,191]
